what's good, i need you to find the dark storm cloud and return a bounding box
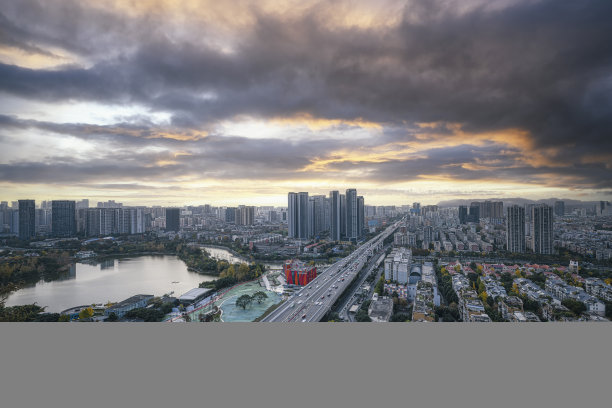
[0,0,611,192]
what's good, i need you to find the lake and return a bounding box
[4,255,216,312]
[201,245,284,271]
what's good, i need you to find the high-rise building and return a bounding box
[554,201,565,217]
[346,189,358,241]
[99,208,116,235]
[532,204,554,255]
[357,196,365,238]
[76,199,89,210]
[236,205,255,226]
[288,193,298,238]
[470,201,503,219]
[423,226,434,245]
[597,201,611,216]
[458,206,469,224]
[412,202,421,216]
[225,207,236,223]
[468,205,480,223]
[308,195,327,238]
[288,192,309,239]
[165,208,180,232]
[51,200,76,237]
[128,208,145,234]
[18,199,35,240]
[506,205,525,253]
[329,191,341,241]
[340,194,346,239]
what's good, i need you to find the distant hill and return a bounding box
[436,198,602,208]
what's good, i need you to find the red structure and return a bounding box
[284,260,317,286]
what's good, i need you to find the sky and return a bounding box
[0,0,611,207]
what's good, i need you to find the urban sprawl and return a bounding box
[1,193,611,322]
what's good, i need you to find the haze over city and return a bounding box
[0,0,611,206]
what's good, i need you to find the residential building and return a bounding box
[499,296,523,320]
[506,205,526,253]
[51,200,76,237]
[554,201,565,217]
[165,208,180,232]
[532,204,554,254]
[18,199,36,240]
[329,191,341,241]
[288,192,309,239]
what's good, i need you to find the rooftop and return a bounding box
[178,287,212,302]
[107,294,154,310]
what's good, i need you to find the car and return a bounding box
[302,314,306,319]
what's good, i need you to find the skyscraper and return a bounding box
[532,204,554,254]
[357,196,364,238]
[329,191,341,241]
[458,206,468,224]
[288,193,298,238]
[51,200,76,237]
[288,192,309,239]
[225,207,236,223]
[340,194,346,239]
[345,189,358,241]
[554,201,565,217]
[18,199,35,240]
[165,208,180,232]
[308,195,327,238]
[506,205,525,253]
[468,205,480,223]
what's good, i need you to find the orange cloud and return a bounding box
[270,112,382,131]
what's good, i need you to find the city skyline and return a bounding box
[1,0,611,206]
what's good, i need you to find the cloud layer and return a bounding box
[0,0,611,204]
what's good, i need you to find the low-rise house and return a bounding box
[499,296,523,321]
[104,294,154,318]
[584,278,612,302]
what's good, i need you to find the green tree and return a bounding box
[252,291,268,304]
[78,307,94,320]
[561,299,587,316]
[354,309,372,322]
[236,294,253,310]
[375,274,385,296]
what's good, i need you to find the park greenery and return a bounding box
[199,262,266,291]
[0,251,73,294]
[235,291,268,309]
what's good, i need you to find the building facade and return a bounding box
[506,205,526,253]
[165,208,180,232]
[51,200,76,237]
[18,199,35,240]
[532,204,554,254]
